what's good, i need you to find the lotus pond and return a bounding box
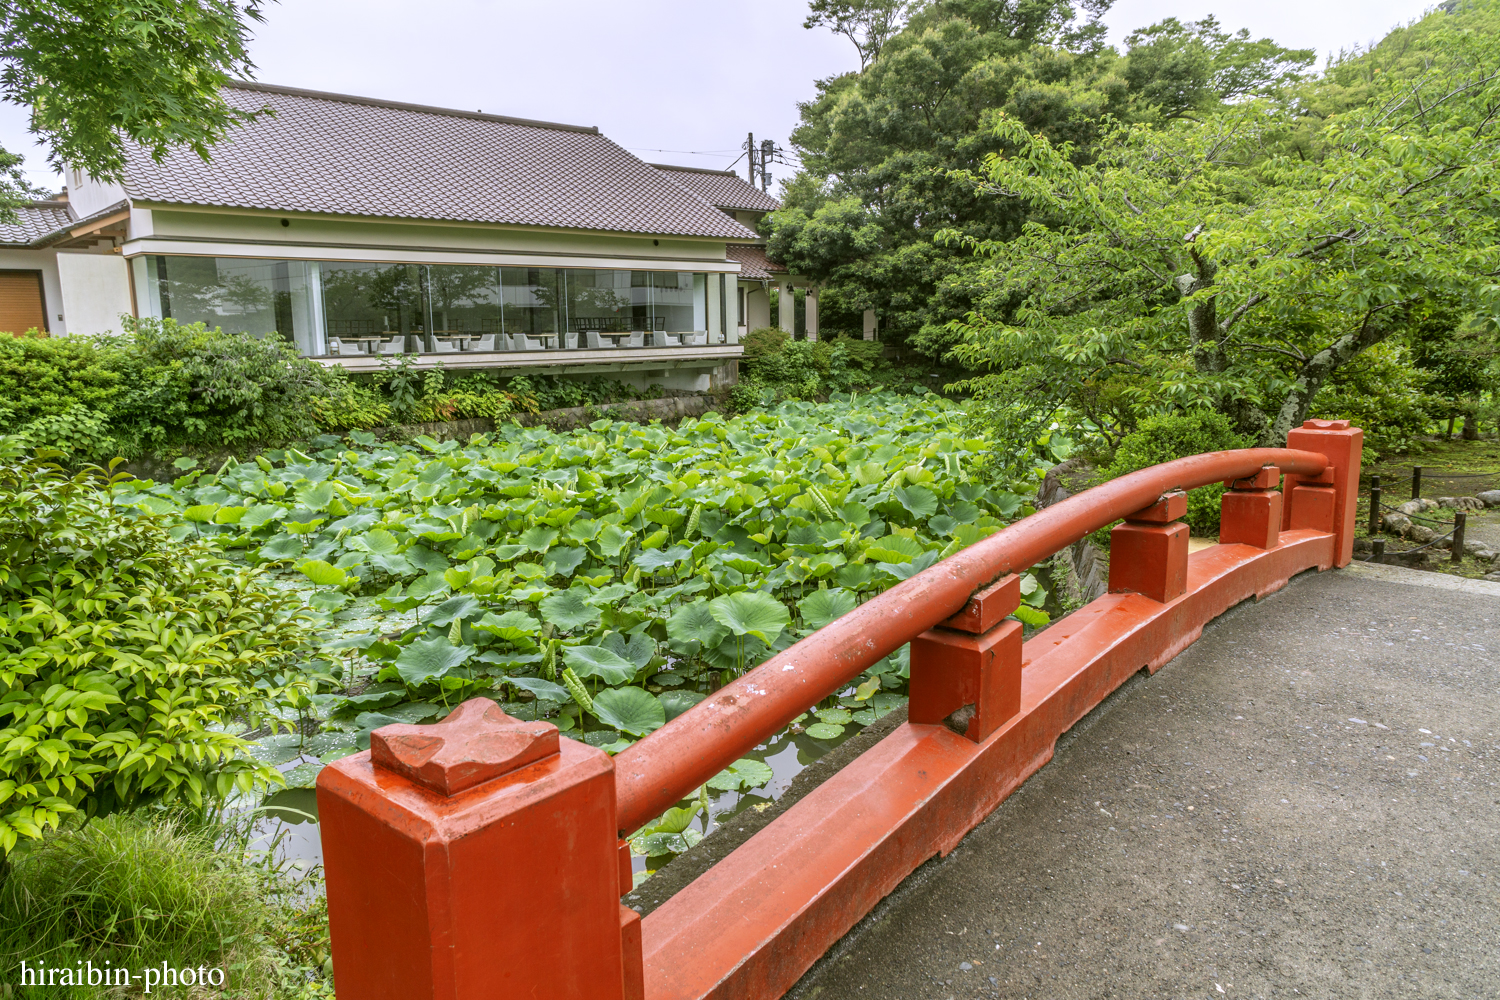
[118,392,1050,881]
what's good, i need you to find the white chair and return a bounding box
[628,331,646,348]
[328,337,344,355]
[431,338,461,354]
[680,331,708,346]
[511,334,543,351]
[586,331,613,349]
[471,334,499,351]
[648,331,681,347]
[564,331,579,349]
[379,336,405,354]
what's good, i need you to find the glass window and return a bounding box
[648,271,705,333]
[501,267,563,342]
[130,254,722,355]
[428,264,502,335]
[321,262,426,352]
[564,269,633,332]
[144,255,324,355]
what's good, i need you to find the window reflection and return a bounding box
[131,255,713,356]
[143,255,324,356]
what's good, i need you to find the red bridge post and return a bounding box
[316,697,635,1000]
[909,574,1023,740]
[1220,465,1283,549]
[1108,490,1189,603]
[1282,419,1363,567]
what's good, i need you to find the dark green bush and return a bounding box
[1,320,340,460]
[733,333,910,409]
[1101,411,1251,537]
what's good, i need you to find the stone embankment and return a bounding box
[1368,491,1500,578]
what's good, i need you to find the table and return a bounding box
[338,335,388,355]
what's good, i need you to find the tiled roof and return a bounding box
[117,82,758,240]
[654,164,781,213]
[0,201,74,245]
[727,244,785,280]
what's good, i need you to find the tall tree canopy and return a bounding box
[777,0,1311,354]
[0,0,265,212]
[946,0,1500,452]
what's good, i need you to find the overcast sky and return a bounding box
[1,0,1433,194]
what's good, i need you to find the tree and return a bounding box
[0,0,266,212]
[771,2,1310,352]
[804,0,919,70]
[946,2,1500,452]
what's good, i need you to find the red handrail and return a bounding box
[613,447,1328,834]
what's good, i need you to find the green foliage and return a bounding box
[0,0,266,185]
[2,325,662,460]
[0,447,313,852]
[136,396,1038,811]
[1310,342,1433,460]
[950,3,1500,448]
[1101,411,1249,536]
[732,334,910,409]
[775,3,1311,356]
[0,810,332,998]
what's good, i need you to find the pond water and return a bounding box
[249,713,880,879]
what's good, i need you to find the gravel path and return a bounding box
[785,563,1500,1000]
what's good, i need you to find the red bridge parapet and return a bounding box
[318,420,1361,1000]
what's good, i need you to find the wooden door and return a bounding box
[0,270,48,335]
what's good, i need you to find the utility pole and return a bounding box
[760,138,774,191]
[746,132,757,187]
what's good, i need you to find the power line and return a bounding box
[626,147,741,156]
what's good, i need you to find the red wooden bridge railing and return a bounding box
[316,419,1361,1000]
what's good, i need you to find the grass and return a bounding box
[0,811,331,998]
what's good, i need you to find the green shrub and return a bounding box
[1101,411,1251,537]
[741,326,789,368]
[0,332,133,427]
[0,445,314,852]
[1310,341,1432,460]
[0,810,331,998]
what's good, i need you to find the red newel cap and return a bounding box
[1301,419,1350,430]
[369,697,560,796]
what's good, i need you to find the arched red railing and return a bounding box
[316,420,1362,1000]
[614,446,1331,834]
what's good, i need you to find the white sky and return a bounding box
[0,0,1433,193]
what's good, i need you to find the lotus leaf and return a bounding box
[708,592,789,645]
[563,645,637,685]
[539,590,601,631]
[395,637,474,686]
[592,687,665,736]
[798,588,857,630]
[666,601,729,649]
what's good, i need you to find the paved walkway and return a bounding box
[787,564,1500,1000]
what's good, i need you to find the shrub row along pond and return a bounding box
[115,393,1048,871]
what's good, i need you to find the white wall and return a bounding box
[0,249,64,333]
[67,170,129,217]
[57,253,134,335]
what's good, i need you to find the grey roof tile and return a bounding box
[118,82,758,240]
[654,164,780,213]
[0,202,75,245]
